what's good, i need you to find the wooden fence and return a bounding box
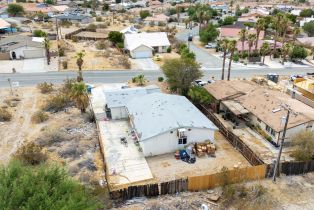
[188,164,267,191]
[112,183,159,200]
[281,160,314,176]
[197,104,264,166]
[160,179,188,195]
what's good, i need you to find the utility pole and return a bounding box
[7,78,13,95]
[272,108,290,182]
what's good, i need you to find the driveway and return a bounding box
[130,58,160,71]
[0,58,57,73]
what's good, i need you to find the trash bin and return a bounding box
[267,73,279,83]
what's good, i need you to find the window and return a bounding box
[178,137,187,145]
[257,118,261,123]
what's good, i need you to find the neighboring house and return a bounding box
[300,17,314,27]
[55,14,93,24]
[209,2,229,13]
[290,9,301,16]
[124,32,170,58]
[0,35,45,59]
[220,24,264,40]
[52,5,69,13]
[144,14,169,25]
[103,85,217,157]
[293,78,314,101]
[120,25,138,34]
[204,80,314,146]
[22,3,56,16]
[0,18,11,34]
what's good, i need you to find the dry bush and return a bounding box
[58,146,83,159]
[291,130,314,161]
[42,93,72,113]
[83,110,95,123]
[31,110,49,123]
[0,108,12,122]
[14,142,47,165]
[95,40,108,50]
[36,129,70,147]
[62,60,68,69]
[119,56,131,69]
[37,82,54,94]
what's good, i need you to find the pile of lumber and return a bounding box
[193,142,216,157]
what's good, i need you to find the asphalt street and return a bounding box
[1,68,314,87]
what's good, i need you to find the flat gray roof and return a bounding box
[126,93,218,141]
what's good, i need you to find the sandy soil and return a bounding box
[146,132,251,182]
[153,52,181,67]
[113,172,314,210]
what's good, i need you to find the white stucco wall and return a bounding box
[139,127,216,157]
[10,46,44,59]
[110,107,128,120]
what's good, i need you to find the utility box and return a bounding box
[267,73,279,83]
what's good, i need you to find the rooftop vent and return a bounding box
[272,108,281,113]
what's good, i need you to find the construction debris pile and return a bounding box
[193,142,216,157]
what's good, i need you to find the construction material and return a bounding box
[193,142,216,157]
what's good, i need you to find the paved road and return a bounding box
[1,68,314,87]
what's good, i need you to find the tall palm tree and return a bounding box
[260,42,270,65]
[271,13,284,58]
[255,18,265,50]
[281,43,292,65]
[43,37,51,65]
[70,82,89,113]
[247,34,256,61]
[292,27,301,44]
[220,39,229,80]
[227,40,237,81]
[196,9,205,34]
[238,28,247,57]
[76,51,85,82]
[280,16,291,47]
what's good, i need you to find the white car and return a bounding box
[205,43,217,49]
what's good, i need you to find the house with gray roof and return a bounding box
[0,35,45,59]
[55,13,93,24]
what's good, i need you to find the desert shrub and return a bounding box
[95,40,108,50]
[62,60,68,69]
[96,16,102,22]
[119,56,131,69]
[233,53,239,62]
[167,46,172,53]
[31,110,49,123]
[43,93,72,112]
[0,108,12,122]
[291,130,314,161]
[37,82,54,94]
[14,142,47,165]
[36,129,69,147]
[58,47,65,56]
[58,146,83,159]
[33,29,47,37]
[61,78,76,93]
[72,36,78,42]
[97,23,107,28]
[158,76,164,82]
[84,110,95,123]
[60,20,72,27]
[86,23,97,31]
[0,161,102,209]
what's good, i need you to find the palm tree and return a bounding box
[247,34,256,61]
[196,9,205,34]
[43,37,51,65]
[255,18,265,50]
[271,13,284,58]
[70,82,89,113]
[220,39,229,80]
[260,42,270,65]
[227,40,236,81]
[238,28,247,57]
[292,27,301,44]
[76,51,85,82]
[281,43,292,65]
[280,16,291,46]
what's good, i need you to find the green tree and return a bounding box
[290,46,308,61]
[293,27,301,44]
[220,16,234,26]
[134,74,146,86]
[188,86,213,105]
[281,43,292,65]
[220,39,229,80]
[0,161,101,210]
[271,13,284,58]
[108,31,123,44]
[247,33,256,60]
[260,42,270,65]
[255,18,265,50]
[33,29,47,37]
[76,51,85,81]
[180,47,195,60]
[140,10,150,19]
[227,40,236,81]
[43,37,51,65]
[238,28,247,56]
[162,58,203,95]
[300,9,314,17]
[7,4,24,16]
[303,21,314,37]
[71,82,89,113]
[199,23,219,44]
[280,16,291,46]
[291,130,314,161]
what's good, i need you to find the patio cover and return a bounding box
[222,100,250,115]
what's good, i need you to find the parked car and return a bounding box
[290,74,303,81]
[188,34,193,42]
[194,80,211,87]
[205,43,217,49]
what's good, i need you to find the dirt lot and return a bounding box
[146,132,251,182]
[0,86,104,184]
[113,172,314,210]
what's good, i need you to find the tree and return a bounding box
[108,31,123,45]
[247,33,256,60]
[303,21,314,37]
[227,40,236,81]
[255,18,265,50]
[140,10,150,19]
[300,9,314,17]
[199,23,219,44]
[280,16,291,46]
[291,130,314,161]
[271,13,284,58]
[33,29,47,37]
[188,86,213,105]
[76,51,85,81]
[162,58,203,95]
[220,16,234,26]
[293,27,301,44]
[71,82,89,113]
[260,42,270,65]
[7,4,24,16]
[281,43,292,65]
[220,39,229,80]
[0,161,101,209]
[290,46,308,61]
[43,37,51,65]
[180,47,196,60]
[239,28,247,57]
